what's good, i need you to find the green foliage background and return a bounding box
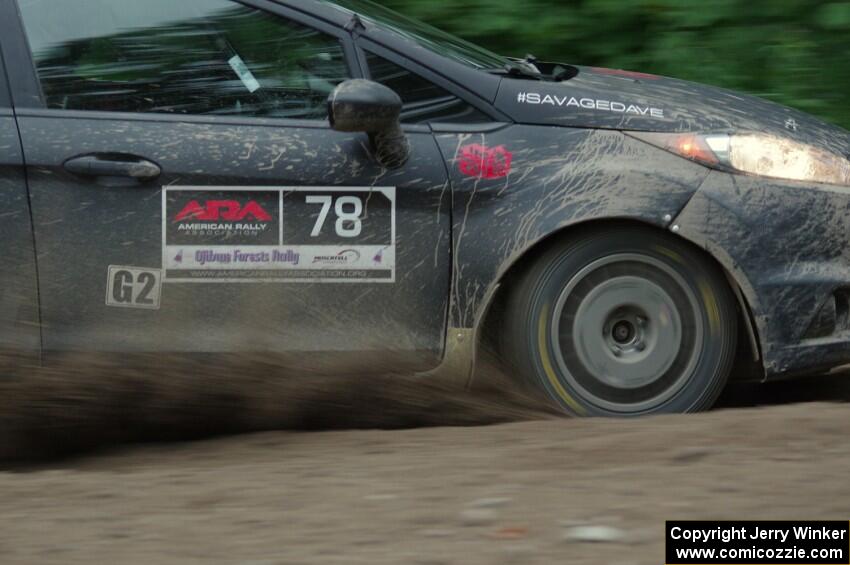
[379,0,850,130]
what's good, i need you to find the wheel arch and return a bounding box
[475,217,764,383]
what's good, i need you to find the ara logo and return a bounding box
[174,200,272,223]
[458,144,513,179]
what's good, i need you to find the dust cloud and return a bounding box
[0,354,553,463]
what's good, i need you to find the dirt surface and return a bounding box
[0,359,849,564]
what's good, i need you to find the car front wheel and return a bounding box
[502,225,737,417]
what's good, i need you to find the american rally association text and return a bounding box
[670,525,848,544]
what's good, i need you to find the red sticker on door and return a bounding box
[458,144,513,179]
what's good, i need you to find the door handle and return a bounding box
[64,154,161,182]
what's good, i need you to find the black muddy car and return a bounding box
[0,0,848,416]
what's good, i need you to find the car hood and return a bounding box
[494,65,850,157]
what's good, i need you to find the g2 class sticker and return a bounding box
[106,266,162,310]
[163,187,396,283]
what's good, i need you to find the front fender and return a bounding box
[434,125,712,330]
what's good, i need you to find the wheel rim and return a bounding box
[550,253,704,413]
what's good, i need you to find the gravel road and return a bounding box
[0,358,848,564]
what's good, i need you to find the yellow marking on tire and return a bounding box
[538,306,585,415]
[699,280,721,334]
[654,245,683,264]
[656,244,720,334]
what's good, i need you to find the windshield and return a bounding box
[323,0,506,69]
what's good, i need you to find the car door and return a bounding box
[0,23,40,359]
[7,0,451,373]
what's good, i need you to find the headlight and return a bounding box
[630,131,850,187]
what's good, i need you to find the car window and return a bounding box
[18,0,350,119]
[365,51,490,124]
[326,0,506,70]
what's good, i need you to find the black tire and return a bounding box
[501,225,737,417]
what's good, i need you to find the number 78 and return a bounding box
[305,195,363,238]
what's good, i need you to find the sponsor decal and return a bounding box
[785,118,799,131]
[458,144,513,179]
[174,199,272,222]
[106,266,162,310]
[192,249,300,266]
[516,92,665,119]
[168,191,279,245]
[312,249,361,265]
[163,187,395,283]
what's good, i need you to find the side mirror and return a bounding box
[328,79,411,168]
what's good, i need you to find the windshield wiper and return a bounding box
[486,54,543,80]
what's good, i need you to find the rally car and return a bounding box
[0,0,848,416]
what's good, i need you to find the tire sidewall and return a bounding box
[523,230,735,416]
